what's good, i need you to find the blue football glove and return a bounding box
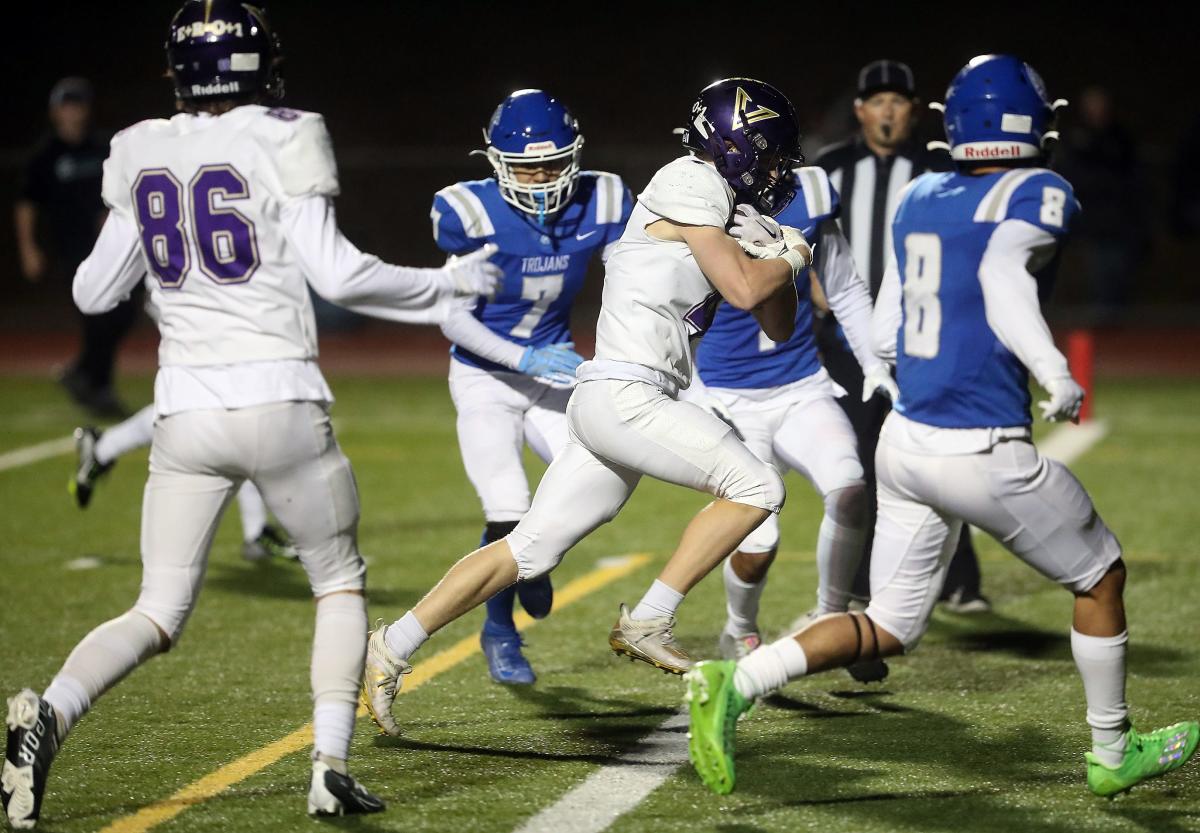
[517,342,584,387]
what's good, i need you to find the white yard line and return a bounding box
[0,435,75,472]
[516,420,1112,833]
[1038,419,1109,464]
[513,713,689,833]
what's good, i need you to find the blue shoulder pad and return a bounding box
[793,165,839,221]
[973,168,1079,236]
[431,181,495,255]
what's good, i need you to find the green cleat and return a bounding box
[1086,721,1199,797]
[685,660,751,795]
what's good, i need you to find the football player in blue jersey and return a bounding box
[688,167,894,684]
[428,90,632,686]
[685,55,1198,797]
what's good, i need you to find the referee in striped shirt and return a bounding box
[814,59,989,612]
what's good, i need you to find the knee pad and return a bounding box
[483,520,520,546]
[824,482,867,528]
[739,511,780,554]
[133,585,198,645]
[862,599,928,652]
[724,459,786,514]
[506,524,567,581]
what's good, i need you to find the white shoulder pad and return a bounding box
[638,156,733,227]
[276,112,339,199]
[589,171,626,225]
[973,168,1047,223]
[100,119,168,217]
[436,183,496,238]
[794,166,834,219]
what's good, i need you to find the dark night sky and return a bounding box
[4,2,1200,317]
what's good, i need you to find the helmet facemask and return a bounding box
[485,136,584,223]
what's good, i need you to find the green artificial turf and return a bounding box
[0,374,1196,832]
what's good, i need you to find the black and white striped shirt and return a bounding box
[814,137,951,297]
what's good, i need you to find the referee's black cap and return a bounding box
[857,60,916,99]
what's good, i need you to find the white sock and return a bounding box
[384,611,429,662]
[630,579,685,621]
[723,557,767,637]
[815,494,866,615]
[43,610,163,741]
[94,405,155,465]
[733,637,808,700]
[1071,628,1129,767]
[236,480,269,542]
[311,593,367,762]
[313,703,357,765]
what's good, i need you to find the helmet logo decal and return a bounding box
[1000,113,1032,134]
[523,140,558,154]
[692,105,711,139]
[731,86,779,130]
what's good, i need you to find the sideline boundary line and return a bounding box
[98,553,652,833]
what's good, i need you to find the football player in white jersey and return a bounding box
[360,79,895,737]
[684,56,1198,798]
[1,2,500,827]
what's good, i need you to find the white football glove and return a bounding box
[862,363,899,403]
[729,203,783,247]
[443,243,502,299]
[1038,375,1085,423]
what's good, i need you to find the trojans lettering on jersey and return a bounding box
[431,172,631,372]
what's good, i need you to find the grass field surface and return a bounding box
[1,373,1197,832]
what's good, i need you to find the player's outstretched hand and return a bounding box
[729,204,783,247]
[862,363,899,403]
[518,342,584,387]
[1038,376,1085,423]
[444,243,503,299]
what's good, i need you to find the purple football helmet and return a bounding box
[680,78,803,216]
[166,0,282,102]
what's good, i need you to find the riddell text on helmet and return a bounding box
[961,144,1024,158]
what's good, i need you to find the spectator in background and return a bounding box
[1055,86,1148,322]
[15,78,136,417]
[814,59,989,613]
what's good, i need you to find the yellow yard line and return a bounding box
[99,553,652,833]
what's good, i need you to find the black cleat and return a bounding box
[307,761,385,817]
[69,427,114,509]
[3,689,61,830]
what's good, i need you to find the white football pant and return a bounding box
[448,361,570,522]
[507,379,785,579]
[134,401,365,642]
[710,378,864,554]
[865,422,1122,650]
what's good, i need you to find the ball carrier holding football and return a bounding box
[362,78,897,736]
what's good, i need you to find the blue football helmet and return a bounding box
[680,78,803,216]
[481,90,584,221]
[938,54,1064,163]
[166,0,283,102]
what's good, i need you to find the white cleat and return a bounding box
[307,760,385,817]
[359,621,411,737]
[608,603,693,674]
